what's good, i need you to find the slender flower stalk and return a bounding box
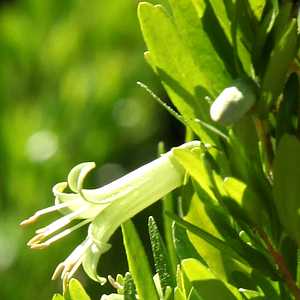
[21,141,200,287]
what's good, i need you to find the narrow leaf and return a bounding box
[259,20,298,114]
[273,134,300,247]
[148,216,176,291]
[182,258,242,300]
[122,220,159,300]
[67,279,91,300]
[172,221,206,264]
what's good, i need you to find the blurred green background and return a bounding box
[0,0,181,298]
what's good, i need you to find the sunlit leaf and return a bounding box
[121,220,159,300]
[273,134,300,247]
[66,279,91,300]
[182,258,242,300]
[148,216,176,291]
[52,294,65,300]
[259,20,298,114]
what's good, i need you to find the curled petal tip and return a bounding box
[52,182,68,196]
[67,162,96,193]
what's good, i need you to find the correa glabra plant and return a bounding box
[21,0,300,299]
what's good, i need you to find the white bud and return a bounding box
[210,81,256,126]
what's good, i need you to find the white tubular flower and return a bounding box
[21,141,200,286]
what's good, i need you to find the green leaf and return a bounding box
[273,2,293,42]
[52,294,65,300]
[138,2,226,144]
[171,210,277,279]
[181,181,251,281]
[173,150,266,279]
[67,279,91,300]
[259,19,298,114]
[223,177,267,226]
[121,220,159,300]
[174,287,186,300]
[187,287,203,300]
[148,216,176,291]
[232,0,255,77]
[182,258,242,300]
[254,2,279,69]
[168,0,233,95]
[208,0,233,43]
[172,147,216,200]
[168,212,243,263]
[172,221,206,264]
[276,73,299,142]
[248,0,265,20]
[124,272,137,300]
[273,134,300,247]
[227,117,261,184]
[250,270,280,300]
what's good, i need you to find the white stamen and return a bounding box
[20,199,81,226]
[51,263,65,280]
[32,219,91,248]
[108,275,123,289]
[36,206,88,236]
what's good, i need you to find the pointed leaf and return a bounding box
[121,220,159,300]
[249,0,265,20]
[138,2,223,144]
[168,0,233,96]
[187,287,203,300]
[172,222,206,264]
[223,177,268,226]
[168,212,243,264]
[174,287,186,300]
[67,279,91,300]
[148,216,176,291]
[182,258,242,300]
[273,134,300,246]
[259,20,298,114]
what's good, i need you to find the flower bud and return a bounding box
[210,80,256,126]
